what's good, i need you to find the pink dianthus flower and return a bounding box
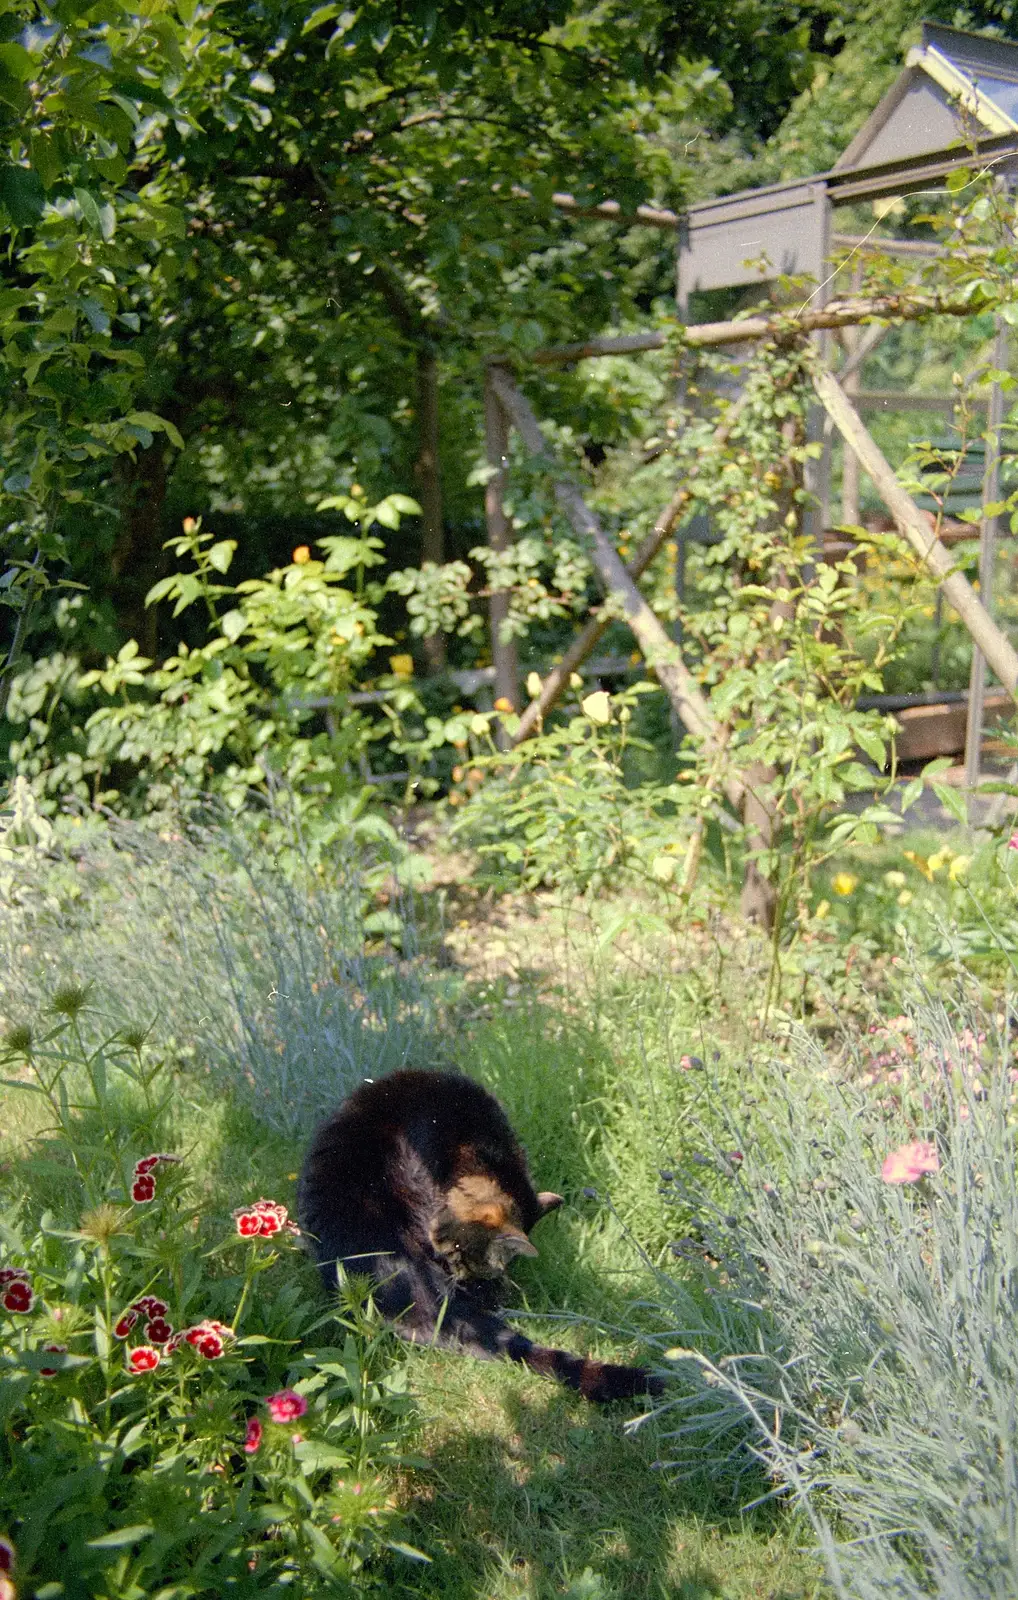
[881,1139,940,1185]
[266,1388,307,1424]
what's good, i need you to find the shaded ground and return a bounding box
[389,1345,827,1600]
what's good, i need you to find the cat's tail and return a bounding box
[409,1286,665,1403]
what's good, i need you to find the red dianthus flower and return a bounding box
[234,1199,298,1239]
[2,1280,34,1314]
[127,1345,160,1373]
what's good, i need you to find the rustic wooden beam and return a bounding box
[505,184,682,230]
[813,367,1018,697]
[486,365,742,805]
[549,190,682,230]
[510,393,747,746]
[530,294,978,365]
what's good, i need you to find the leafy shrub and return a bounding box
[448,680,704,904]
[0,1000,424,1597]
[5,510,420,819]
[646,978,1018,1597]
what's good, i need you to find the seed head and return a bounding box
[50,983,92,1019]
[78,1204,131,1246]
[2,1023,33,1058]
[119,1023,151,1052]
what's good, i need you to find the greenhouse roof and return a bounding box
[836,23,1018,170]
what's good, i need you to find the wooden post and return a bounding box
[487,364,742,806]
[739,416,800,931]
[840,268,865,527]
[964,319,1009,804]
[414,346,446,671]
[812,367,1018,697]
[483,370,519,719]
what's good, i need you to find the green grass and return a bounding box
[394,1350,824,1600]
[0,820,845,1597]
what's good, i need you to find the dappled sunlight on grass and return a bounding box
[397,1351,825,1600]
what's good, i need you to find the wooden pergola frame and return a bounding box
[486,295,1017,715]
[481,296,1018,913]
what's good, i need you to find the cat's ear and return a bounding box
[537,1191,564,1215]
[494,1227,538,1260]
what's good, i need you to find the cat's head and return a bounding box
[431,1182,562,1281]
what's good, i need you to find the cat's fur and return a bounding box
[298,1069,663,1403]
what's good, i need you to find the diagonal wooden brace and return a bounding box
[813,367,1018,697]
[510,393,747,746]
[486,363,742,807]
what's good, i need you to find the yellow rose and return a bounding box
[581,690,612,725]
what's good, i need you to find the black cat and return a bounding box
[298,1069,663,1403]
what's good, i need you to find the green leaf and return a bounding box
[301,3,340,33]
[80,297,111,335]
[932,782,968,824]
[74,186,102,231]
[0,164,45,226]
[108,76,175,112]
[220,608,246,642]
[86,1525,155,1549]
[922,756,954,780]
[29,133,63,190]
[144,576,177,607]
[386,1541,433,1564]
[899,775,924,814]
[126,412,184,449]
[207,540,237,574]
[0,43,34,81]
[855,727,885,766]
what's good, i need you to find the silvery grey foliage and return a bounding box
[1,800,442,1135]
[648,997,1018,1598]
